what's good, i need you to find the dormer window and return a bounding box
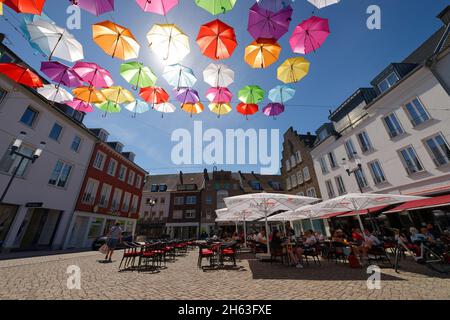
[115,143,124,153]
[378,72,399,93]
[318,130,328,141]
[98,130,109,142]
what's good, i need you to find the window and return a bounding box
[71,135,82,152]
[306,188,317,198]
[127,170,135,185]
[205,195,212,205]
[369,161,387,185]
[99,184,112,208]
[335,176,347,195]
[344,139,357,159]
[107,159,117,176]
[384,113,404,138]
[82,179,99,204]
[93,152,106,170]
[404,98,430,126]
[399,146,424,175]
[290,155,296,168]
[296,171,303,185]
[250,181,262,190]
[377,72,399,93]
[48,160,72,188]
[286,178,292,190]
[186,196,197,205]
[303,166,311,181]
[295,150,302,164]
[118,165,127,181]
[19,107,38,127]
[174,196,184,205]
[159,184,167,192]
[111,188,123,211]
[319,157,329,174]
[160,197,166,204]
[328,152,338,169]
[357,132,373,153]
[173,210,183,219]
[269,181,282,191]
[0,145,33,177]
[135,175,142,189]
[122,192,131,212]
[185,210,196,219]
[355,168,369,189]
[49,123,63,141]
[325,180,335,198]
[285,159,291,172]
[150,184,159,192]
[290,174,298,188]
[425,133,450,167]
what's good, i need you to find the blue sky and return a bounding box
[1,0,448,175]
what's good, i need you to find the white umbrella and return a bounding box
[153,102,176,117]
[38,84,73,103]
[224,193,319,256]
[26,19,84,62]
[309,193,427,231]
[307,0,341,9]
[203,63,234,88]
[147,24,190,65]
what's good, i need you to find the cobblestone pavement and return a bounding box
[0,248,449,300]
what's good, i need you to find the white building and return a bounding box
[0,40,97,252]
[311,7,450,205]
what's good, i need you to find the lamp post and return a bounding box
[146,198,156,238]
[0,132,46,203]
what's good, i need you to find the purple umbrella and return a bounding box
[40,61,83,88]
[256,0,294,12]
[71,0,115,16]
[174,87,200,104]
[263,103,284,117]
[248,3,293,40]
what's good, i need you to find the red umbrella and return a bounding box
[1,0,45,14]
[0,63,43,88]
[196,19,237,60]
[236,102,259,120]
[139,86,169,108]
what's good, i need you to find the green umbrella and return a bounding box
[120,62,157,90]
[95,101,122,117]
[195,0,237,15]
[238,85,265,104]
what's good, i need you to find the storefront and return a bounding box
[0,204,19,248]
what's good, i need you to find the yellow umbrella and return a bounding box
[73,86,106,104]
[244,38,281,69]
[92,20,140,60]
[101,86,135,104]
[208,103,232,118]
[277,57,310,84]
[147,24,190,65]
[181,102,204,117]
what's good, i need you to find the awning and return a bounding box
[337,205,391,218]
[314,211,350,220]
[384,194,450,214]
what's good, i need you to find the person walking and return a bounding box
[105,222,123,262]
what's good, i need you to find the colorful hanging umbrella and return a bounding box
[256,0,294,12]
[181,102,204,117]
[20,13,55,57]
[263,102,284,117]
[289,16,330,55]
[277,57,310,83]
[244,38,281,69]
[154,102,176,117]
[307,0,340,10]
[70,0,114,16]
[163,64,197,88]
[40,61,83,88]
[139,86,169,107]
[205,87,232,103]
[0,63,43,88]
[124,100,150,117]
[174,87,200,104]
[38,84,73,103]
[196,19,237,60]
[72,62,114,88]
[65,98,94,113]
[247,3,293,40]
[1,0,45,14]
[208,102,232,117]
[238,85,265,104]
[147,24,190,64]
[203,63,234,87]
[120,62,157,89]
[236,102,259,119]
[101,86,135,105]
[73,86,106,104]
[26,19,84,62]
[268,85,295,104]
[135,0,178,15]
[195,0,236,15]
[95,101,121,115]
[92,21,140,60]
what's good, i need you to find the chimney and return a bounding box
[437,6,450,25]
[179,171,183,185]
[203,168,209,181]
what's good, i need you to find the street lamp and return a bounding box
[342,152,363,193]
[0,132,46,203]
[146,198,156,238]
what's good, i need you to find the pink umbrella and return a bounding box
[40,61,83,88]
[205,87,233,103]
[72,62,114,88]
[71,0,115,16]
[135,0,178,15]
[248,3,293,40]
[289,16,330,55]
[65,98,94,113]
[263,103,284,118]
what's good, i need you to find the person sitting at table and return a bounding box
[231,232,240,242]
[353,229,382,263]
[352,228,365,246]
[270,230,283,252]
[255,229,267,253]
[314,231,325,242]
[426,223,441,240]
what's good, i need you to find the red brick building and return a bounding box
[63,128,147,249]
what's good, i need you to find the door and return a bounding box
[68,216,90,248]
[19,209,62,250]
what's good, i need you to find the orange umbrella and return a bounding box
[244,38,281,69]
[73,86,106,104]
[0,63,43,88]
[92,21,140,60]
[181,102,204,117]
[1,0,45,14]
[196,19,237,60]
